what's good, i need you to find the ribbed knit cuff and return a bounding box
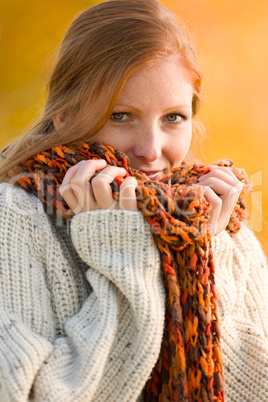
[71,208,150,238]
[211,230,233,260]
[71,209,157,265]
[211,230,236,321]
[71,209,165,402]
[71,209,161,298]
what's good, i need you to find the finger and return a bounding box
[59,181,84,213]
[119,177,138,211]
[208,165,239,180]
[59,161,90,213]
[61,180,93,214]
[60,159,107,187]
[59,159,107,212]
[220,185,241,224]
[70,159,109,211]
[70,159,108,186]
[200,180,241,236]
[91,166,126,209]
[197,177,243,197]
[199,167,242,186]
[199,185,222,236]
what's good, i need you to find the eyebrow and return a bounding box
[113,104,192,112]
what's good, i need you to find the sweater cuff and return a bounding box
[211,230,233,260]
[211,230,236,321]
[71,209,152,245]
[70,209,161,284]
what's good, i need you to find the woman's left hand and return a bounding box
[198,165,243,236]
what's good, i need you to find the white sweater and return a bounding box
[0,182,267,402]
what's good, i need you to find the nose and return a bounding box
[133,123,162,163]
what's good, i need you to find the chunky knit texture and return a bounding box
[0,182,268,402]
[6,142,251,401]
[0,142,267,402]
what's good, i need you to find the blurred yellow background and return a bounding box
[0,0,267,252]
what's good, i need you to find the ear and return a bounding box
[53,114,64,130]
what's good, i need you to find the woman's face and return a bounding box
[91,58,193,181]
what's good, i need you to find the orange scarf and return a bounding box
[10,142,250,401]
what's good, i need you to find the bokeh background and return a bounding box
[0,0,267,252]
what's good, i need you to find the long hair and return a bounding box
[0,0,202,181]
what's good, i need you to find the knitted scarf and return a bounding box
[10,142,250,402]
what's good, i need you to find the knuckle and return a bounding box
[91,175,103,186]
[203,186,214,196]
[219,166,231,173]
[121,177,138,188]
[92,172,111,184]
[218,166,234,175]
[59,185,64,195]
[229,182,242,196]
[215,197,222,208]
[70,177,81,186]
[84,159,100,166]
[59,184,71,196]
[236,180,244,191]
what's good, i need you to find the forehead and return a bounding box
[116,58,193,109]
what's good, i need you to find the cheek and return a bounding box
[169,133,192,166]
[90,127,131,157]
[90,126,109,143]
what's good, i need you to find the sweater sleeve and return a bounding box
[212,225,268,402]
[0,183,165,402]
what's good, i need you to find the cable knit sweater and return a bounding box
[0,182,267,402]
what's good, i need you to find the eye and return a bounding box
[165,113,185,123]
[110,112,128,122]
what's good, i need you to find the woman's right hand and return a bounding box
[59,159,138,214]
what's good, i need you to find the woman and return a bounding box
[0,0,267,401]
